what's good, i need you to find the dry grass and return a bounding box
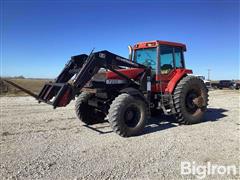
[0,78,51,96]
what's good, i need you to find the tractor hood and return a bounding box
[92,68,145,82]
[106,68,145,80]
[90,68,145,87]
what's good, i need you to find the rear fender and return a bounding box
[165,69,192,93]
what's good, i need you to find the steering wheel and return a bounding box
[144,59,156,68]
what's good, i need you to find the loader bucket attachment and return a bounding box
[3,53,89,108]
[37,82,73,108]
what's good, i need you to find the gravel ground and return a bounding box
[0,90,239,179]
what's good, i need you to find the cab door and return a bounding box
[155,45,185,92]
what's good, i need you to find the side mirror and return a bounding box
[128,45,133,61]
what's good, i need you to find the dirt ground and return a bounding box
[0,90,239,179]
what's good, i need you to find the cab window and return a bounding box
[160,45,174,74]
[134,48,156,70]
[174,47,184,68]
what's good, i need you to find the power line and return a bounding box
[207,69,211,81]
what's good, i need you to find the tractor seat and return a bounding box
[161,64,173,74]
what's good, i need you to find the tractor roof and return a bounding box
[133,40,186,51]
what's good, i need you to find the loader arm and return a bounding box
[37,50,147,108]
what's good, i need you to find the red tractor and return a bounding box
[5,40,208,137]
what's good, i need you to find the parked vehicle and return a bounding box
[218,80,238,89]
[211,82,219,89]
[192,75,211,89]
[235,82,240,90]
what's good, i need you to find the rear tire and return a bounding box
[173,76,208,124]
[108,93,147,137]
[75,92,105,125]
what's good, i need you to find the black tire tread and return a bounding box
[75,92,105,125]
[173,76,209,124]
[108,93,147,137]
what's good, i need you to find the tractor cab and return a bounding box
[129,40,192,93]
[131,40,186,73]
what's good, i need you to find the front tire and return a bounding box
[75,92,105,125]
[108,93,147,137]
[173,76,208,124]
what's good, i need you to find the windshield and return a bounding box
[134,48,157,69]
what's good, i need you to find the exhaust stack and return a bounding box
[128,45,133,61]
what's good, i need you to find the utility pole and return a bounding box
[207,69,211,81]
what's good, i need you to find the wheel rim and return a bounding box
[124,105,141,128]
[185,89,203,115]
